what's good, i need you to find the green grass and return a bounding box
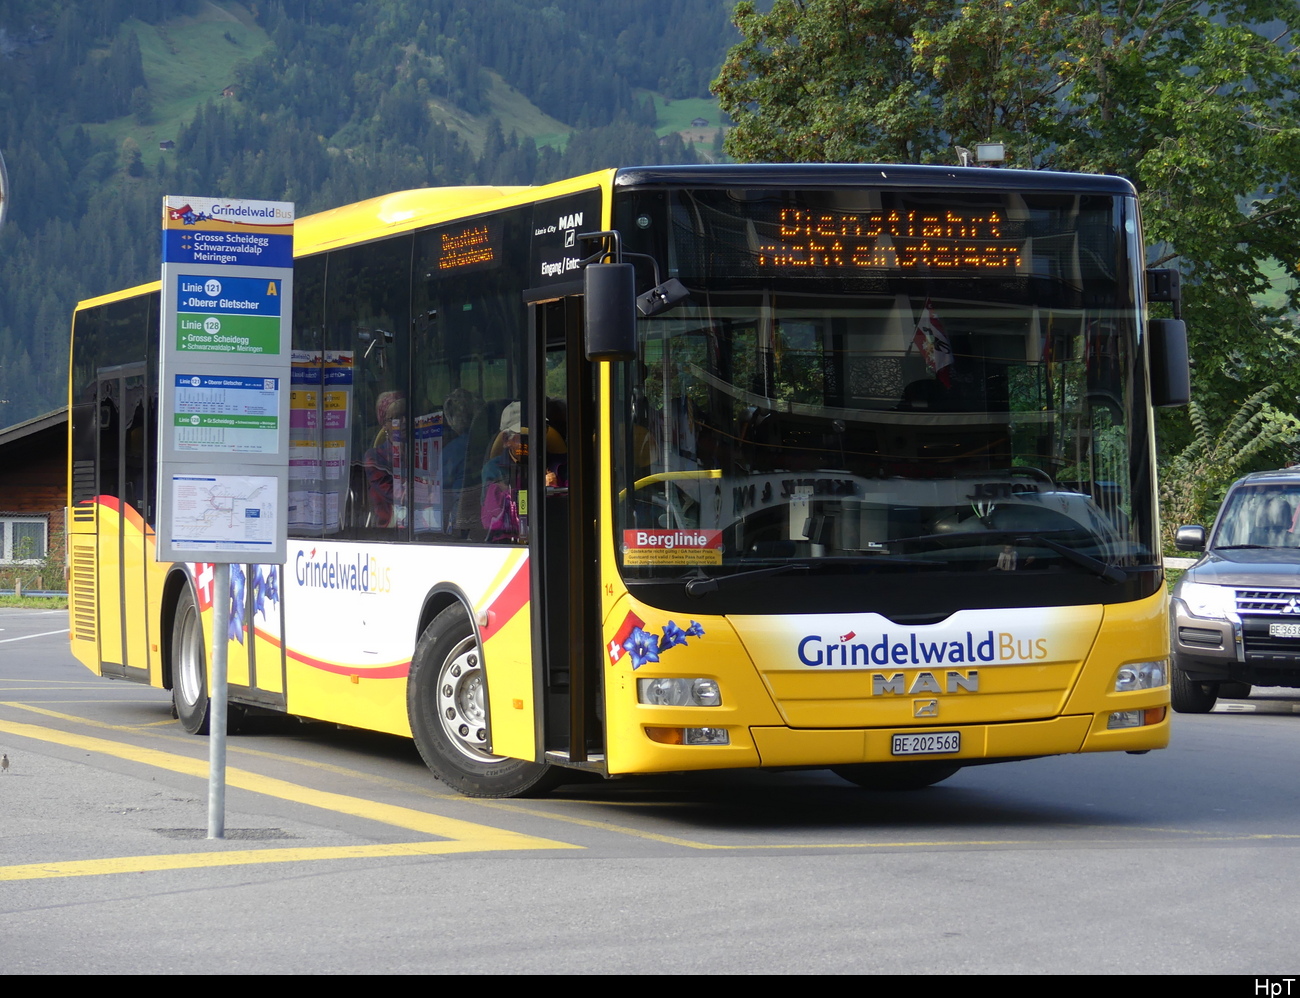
[643,92,728,162]
[0,595,68,609]
[82,2,272,170]
[428,71,575,157]
[79,4,727,175]
[646,93,724,135]
[483,72,571,152]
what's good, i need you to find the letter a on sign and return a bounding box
[267,281,278,295]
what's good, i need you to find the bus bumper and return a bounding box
[749,711,1169,768]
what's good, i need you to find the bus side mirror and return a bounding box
[1149,318,1190,407]
[584,262,636,362]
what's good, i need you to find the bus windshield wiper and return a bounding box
[1027,535,1127,584]
[684,563,810,597]
[888,528,1127,584]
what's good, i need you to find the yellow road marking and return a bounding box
[0,839,539,882]
[9,703,1299,856]
[0,679,120,685]
[0,717,578,853]
[2,701,172,734]
[476,798,1043,849]
[1,702,467,793]
[0,691,149,697]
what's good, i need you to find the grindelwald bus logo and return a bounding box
[294,547,392,593]
[797,629,1048,668]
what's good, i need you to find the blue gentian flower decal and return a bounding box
[251,565,281,620]
[228,563,246,644]
[686,621,705,638]
[252,567,267,620]
[659,620,689,652]
[623,626,661,670]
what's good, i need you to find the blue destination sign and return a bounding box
[174,374,280,391]
[175,275,283,315]
[163,229,293,268]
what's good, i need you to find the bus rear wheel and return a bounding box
[408,606,561,798]
[171,586,211,735]
[831,762,961,791]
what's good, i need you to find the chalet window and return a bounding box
[0,516,47,564]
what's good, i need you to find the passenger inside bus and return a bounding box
[441,387,483,538]
[481,401,528,542]
[480,400,569,542]
[363,390,405,528]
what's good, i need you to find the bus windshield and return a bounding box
[613,184,1159,615]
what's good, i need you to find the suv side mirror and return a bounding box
[1175,525,1206,552]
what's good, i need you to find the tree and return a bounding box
[1159,385,1300,541]
[714,0,1300,494]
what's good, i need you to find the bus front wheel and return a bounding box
[408,606,561,798]
[831,762,961,791]
[171,586,211,735]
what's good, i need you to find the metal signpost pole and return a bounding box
[0,146,10,232]
[208,562,230,838]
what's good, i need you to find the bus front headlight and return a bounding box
[637,677,722,706]
[1114,660,1167,692]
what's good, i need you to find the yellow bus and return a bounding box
[68,164,1185,797]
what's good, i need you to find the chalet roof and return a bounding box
[0,407,66,450]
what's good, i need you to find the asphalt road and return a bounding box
[2,606,1298,974]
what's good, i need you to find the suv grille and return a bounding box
[1233,588,1300,659]
[1235,589,1300,614]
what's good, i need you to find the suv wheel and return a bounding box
[1171,661,1218,714]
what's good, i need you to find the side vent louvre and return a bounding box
[69,544,97,643]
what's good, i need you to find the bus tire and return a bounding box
[171,586,211,735]
[408,606,561,798]
[1171,662,1217,713]
[831,761,961,791]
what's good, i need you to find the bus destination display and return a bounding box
[754,207,1023,273]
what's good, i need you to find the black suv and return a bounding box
[1171,470,1300,712]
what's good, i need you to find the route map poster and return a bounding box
[169,475,278,552]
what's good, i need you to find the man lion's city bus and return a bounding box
[68,165,1188,797]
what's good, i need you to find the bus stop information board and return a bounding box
[156,196,294,564]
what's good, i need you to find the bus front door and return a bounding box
[95,364,152,682]
[530,298,605,768]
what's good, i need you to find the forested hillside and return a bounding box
[0,0,735,428]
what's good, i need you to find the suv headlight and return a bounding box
[1176,582,1235,621]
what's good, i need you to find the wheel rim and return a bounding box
[177,600,203,706]
[435,635,500,763]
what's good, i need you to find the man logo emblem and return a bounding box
[914,699,939,718]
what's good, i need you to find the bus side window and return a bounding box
[412,204,531,545]
[324,237,412,538]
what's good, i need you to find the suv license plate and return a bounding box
[1270,623,1300,638]
[891,732,960,756]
